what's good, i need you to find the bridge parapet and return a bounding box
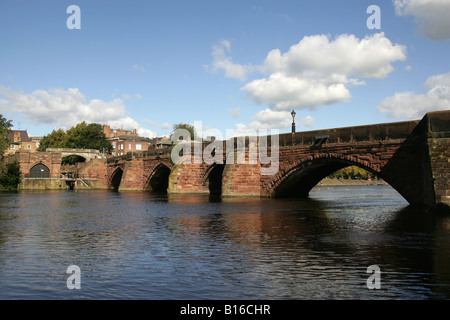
[278,119,421,147]
[46,148,100,154]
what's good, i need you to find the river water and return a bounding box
[0,185,449,300]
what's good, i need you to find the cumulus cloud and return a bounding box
[0,85,156,138]
[207,40,251,81]
[233,109,314,135]
[393,0,450,40]
[242,33,407,111]
[378,72,450,119]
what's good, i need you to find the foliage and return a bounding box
[61,155,86,165]
[328,166,373,179]
[0,114,13,155]
[64,122,110,151]
[0,160,21,190]
[38,122,110,152]
[171,123,196,141]
[37,128,68,151]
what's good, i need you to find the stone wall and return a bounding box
[7,151,62,178]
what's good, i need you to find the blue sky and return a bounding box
[1,0,449,139]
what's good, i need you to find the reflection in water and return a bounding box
[0,185,449,299]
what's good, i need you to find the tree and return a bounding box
[0,160,21,190]
[38,122,110,152]
[38,128,68,151]
[329,165,372,179]
[0,114,13,156]
[65,122,110,151]
[171,123,196,141]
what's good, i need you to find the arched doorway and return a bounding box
[30,163,50,178]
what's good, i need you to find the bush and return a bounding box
[0,160,21,190]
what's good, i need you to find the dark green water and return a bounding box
[0,185,449,299]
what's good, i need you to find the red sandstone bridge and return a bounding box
[9,111,450,208]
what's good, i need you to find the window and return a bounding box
[27,144,31,150]
[10,144,15,149]
[128,144,131,150]
[136,144,142,150]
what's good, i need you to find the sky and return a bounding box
[1,0,450,139]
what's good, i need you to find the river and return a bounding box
[0,185,449,300]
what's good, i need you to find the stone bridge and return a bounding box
[46,148,102,161]
[99,111,450,208]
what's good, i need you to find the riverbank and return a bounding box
[318,178,387,186]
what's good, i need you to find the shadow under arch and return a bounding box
[146,163,171,193]
[272,156,388,198]
[109,167,123,191]
[61,154,87,165]
[204,163,225,196]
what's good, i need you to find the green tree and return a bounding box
[329,165,372,179]
[171,122,196,141]
[0,160,21,190]
[65,122,110,151]
[38,122,110,152]
[0,114,13,155]
[37,128,68,151]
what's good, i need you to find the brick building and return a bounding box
[110,135,150,156]
[5,130,39,155]
[103,124,138,139]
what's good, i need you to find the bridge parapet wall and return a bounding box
[278,119,420,147]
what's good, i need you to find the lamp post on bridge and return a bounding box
[291,109,296,133]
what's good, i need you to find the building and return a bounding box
[103,124,138,139]
[149,136,173,149]
[5,130,38,155]
[109,135,150,156]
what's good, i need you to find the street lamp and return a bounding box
[291,109,296,133]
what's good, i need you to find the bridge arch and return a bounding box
[202,163,225,196]
[269,154,384,198]
[145,163,171,193]
[109,167,124,191]
[61,154,87,165]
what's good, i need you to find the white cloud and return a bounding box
[227,108,241,118]
[378,72,450,119]
[393,0,450,40]
[299,115,314,128]
[242,72,352,111]
[137,128,157,139]
[0,85,156,138]
[242,33,406,111]
[207,40,251,81]
[233,108,315,135]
